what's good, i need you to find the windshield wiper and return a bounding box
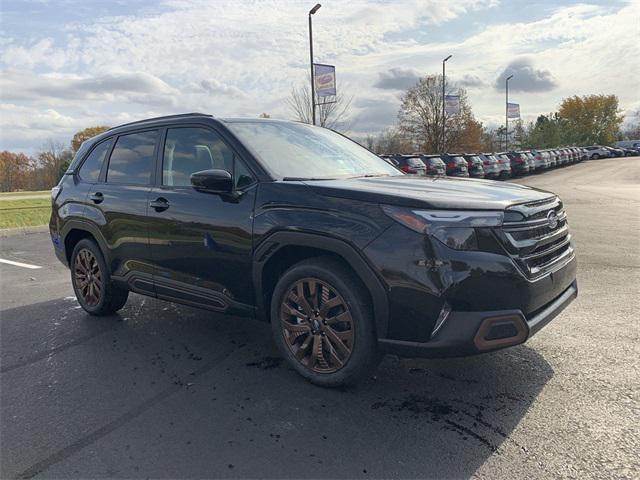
[347,174,392,179]
[282,177,335,181]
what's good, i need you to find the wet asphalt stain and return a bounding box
[245,356,282,370]
[369,393,524,452]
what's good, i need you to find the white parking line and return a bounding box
[0,258,42,269]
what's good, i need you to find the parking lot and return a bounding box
[1,157,638,479]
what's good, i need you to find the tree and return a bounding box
[0,151,33,192]
[481,126,504,152]
[398,74,479,153]
[558,94,623,145]
[287,84,352,131]
[71,126,110,154]
[620,109,640,140]
[35,141,73,188]
[371,128,414,154]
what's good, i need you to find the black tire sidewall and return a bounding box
[270,258,378,387]
[71,239,119,315]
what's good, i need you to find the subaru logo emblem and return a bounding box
[547,210,559,229]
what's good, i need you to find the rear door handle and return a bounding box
[149,197,170,212]
[89,192,103,204]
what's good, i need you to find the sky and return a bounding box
[1,0,639,153]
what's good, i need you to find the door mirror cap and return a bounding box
[190,169,233,194]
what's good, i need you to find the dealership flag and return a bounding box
[444,95,461,115]
[507,102,521,118]
[314,63,336,97]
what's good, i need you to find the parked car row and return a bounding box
[380,144,636,179]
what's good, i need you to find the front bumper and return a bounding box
[379,280,577,358]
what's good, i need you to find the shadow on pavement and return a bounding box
[1,295,554,478]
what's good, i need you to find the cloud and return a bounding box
[456,74,485,89]
[198,79,245,98]
[494,59,557,93]
[0,0,638,152]
[351,98,400,134]
[374,68,421,90]
[1,71,177,103]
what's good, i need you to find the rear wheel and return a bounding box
[270,257,379,387]
[71,239,128,315]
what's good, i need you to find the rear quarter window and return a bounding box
[78,139,113,182]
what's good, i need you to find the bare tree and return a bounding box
[35,140,73,188]
[398,74,482,153]
[287,84,353,131]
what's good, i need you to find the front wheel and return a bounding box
[591,153,600,159]
[71,239,129,315]
[270,257,379,387]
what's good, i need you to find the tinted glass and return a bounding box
[79,139,112,182]
[225,121,400,179]
[107,131,157,184]
[406,157,425,167]
[234,158,255,189]
[163,127,242,187]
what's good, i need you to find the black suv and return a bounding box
[50,114,578,387]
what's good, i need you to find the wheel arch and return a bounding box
[253,232,389,338]
[61,220,110,266]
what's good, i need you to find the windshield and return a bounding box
[225,120,401,179]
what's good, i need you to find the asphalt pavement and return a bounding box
[1,157,638,479]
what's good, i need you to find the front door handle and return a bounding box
[89,192,103,204]
[149,197,170,212]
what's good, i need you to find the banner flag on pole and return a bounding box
[507,102,521,118]
[314,63,336,97]
[444,95,461,115]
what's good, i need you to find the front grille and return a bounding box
[496,197,574,278]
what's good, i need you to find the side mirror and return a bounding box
[190,169,233,194]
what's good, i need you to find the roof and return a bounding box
[109,112,213,131]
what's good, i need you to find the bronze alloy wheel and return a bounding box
[74,248,103,307]
[280,278,354,374]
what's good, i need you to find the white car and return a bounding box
[584,145,611,159]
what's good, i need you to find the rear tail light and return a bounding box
[400,165,410,173]
[447,162,456,168]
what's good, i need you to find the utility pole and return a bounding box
[442,55,452,153]
[308,4,321,125]
[505,74,513,151]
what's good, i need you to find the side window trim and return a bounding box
[158,124,257,191]
[98,137,117,183]
[103,128,160,186]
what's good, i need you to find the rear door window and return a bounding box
[79,139,112,182]
[107,130,158,185]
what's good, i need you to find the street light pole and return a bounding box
[505,74,513,151]
[308,3,321,125]
[442,55,452,153]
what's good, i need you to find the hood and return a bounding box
[306,175,556,210]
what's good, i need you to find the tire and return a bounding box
[70,238,129,316]
[592,154,600,159]
[270,257,379,387]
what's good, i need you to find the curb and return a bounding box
[0,225,49,238]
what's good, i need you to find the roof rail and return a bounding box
[109,112,212,130]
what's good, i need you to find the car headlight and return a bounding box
[381,205,504,250]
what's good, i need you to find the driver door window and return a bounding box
[163,127,244,187]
